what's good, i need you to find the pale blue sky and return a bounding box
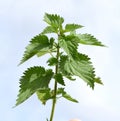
[0,0,120,121]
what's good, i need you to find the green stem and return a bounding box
[49,44,60,121]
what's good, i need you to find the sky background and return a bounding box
[0,0,120,121]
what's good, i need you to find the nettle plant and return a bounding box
[16,13,105,121]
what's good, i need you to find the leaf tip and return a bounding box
[94,77,103,85]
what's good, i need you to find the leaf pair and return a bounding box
[42,13,105,48]
[58,34,103,88]
[37,88,78,105]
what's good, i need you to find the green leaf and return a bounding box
[58,63,76,81]
[41,26,57,34]
[59,35,78,58]
[94,77,103,85]
[54,73,65,86]
[44,13,64,29]
[37,37,56,57]
[36,88,53,105]
[65,24,83,32]
[15,66,53,106]
[63,75,76,81]
[19,34,54,65]
[62,92,78,103]
[60,53,96,89]
[76,34,105,46]
[47,57,58,66]
[56,88,78,103]
[56,88,64,95]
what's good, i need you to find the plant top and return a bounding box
[15,13,105,121]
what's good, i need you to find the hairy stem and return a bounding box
[49,44,60,121]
